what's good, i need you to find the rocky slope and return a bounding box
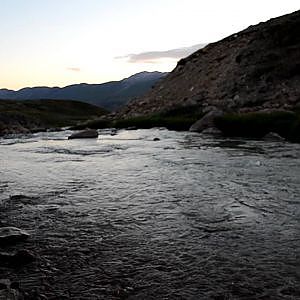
[0,71,167,111]
[119,10,300,118]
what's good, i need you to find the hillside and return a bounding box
[0,71,167,111]
[0,99,107,136]
[119,10,300,118]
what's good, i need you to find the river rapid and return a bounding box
[0,129,299,299]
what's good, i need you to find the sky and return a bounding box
[1,0,299,90]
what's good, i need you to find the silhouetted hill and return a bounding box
[0,72,167,111]
[0,99,107,136]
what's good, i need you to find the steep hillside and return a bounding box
[0,72,167,111]
[0,100,107,136]
[119,10,300,118]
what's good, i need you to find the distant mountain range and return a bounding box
[0,71,168,111]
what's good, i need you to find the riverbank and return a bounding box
[0,99,107,136]
[72,107,300,143]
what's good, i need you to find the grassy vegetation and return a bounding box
[2,96,300,144]
[71,119,112,130]
[215,111,300,142]
[73,105,204,131]
[0,99,108,132]
[113,115,197,131]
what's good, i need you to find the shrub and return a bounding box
[113,105,203,131]
[113,115,198,131]
[215,111,300,141]
[70,119,111,130]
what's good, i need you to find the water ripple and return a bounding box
[0,129,299,299]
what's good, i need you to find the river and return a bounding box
[0,129,299,299]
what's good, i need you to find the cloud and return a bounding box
[67,67,81,72]
[116,44,206,64]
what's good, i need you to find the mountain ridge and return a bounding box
[0,71,168,111]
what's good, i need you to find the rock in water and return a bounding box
[0,279,22,300]
[0,279,11,290]
[201,127,222,135]
[0,227,30,245]
[263,132,285,141]
[68,129,98,139]
[189,110,223,132]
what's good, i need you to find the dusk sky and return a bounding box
[1,0,299,90]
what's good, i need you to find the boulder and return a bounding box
[0,289,21,300]
[0,279,22,300]
[0,279,23,300]
[0,227,30,245]
[68,129,98,140]
[263,132,285,141]
[0,279,11,290]
[201,127,222,135]
[126,126,137,130]
[189,110,223,132]
[202,105,218,114]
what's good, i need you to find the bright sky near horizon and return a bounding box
[1,0,299,90]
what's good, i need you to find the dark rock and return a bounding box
[263,132,285,141]
[0,249,35,266]
[0,279,11,290]
[13,250,36,265]
[0,288,22,300]
[46,127,62,132]
[0,279,22,300]
[0,227,30,245]
[189,110,223,132]
[68,129,98,140]
[0,252,11,261]
[201,127,222,135]
[30,127,47,133]
[110,129,117,136]
[10,283,19,290]
[9,195,39,205]
[126,126,137,130]
[9,195,27,201]
[153,138,160,141]
[202,105,218,114]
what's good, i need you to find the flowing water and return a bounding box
[0,129,299,299]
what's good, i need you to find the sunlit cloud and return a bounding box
[67,67,81,72]
[116,44,206,64]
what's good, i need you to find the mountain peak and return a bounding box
[123,71,168,83]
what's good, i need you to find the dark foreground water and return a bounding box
[0,129,299,299]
